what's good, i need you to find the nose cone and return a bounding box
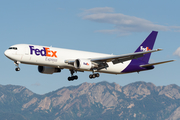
[4,50,11,58]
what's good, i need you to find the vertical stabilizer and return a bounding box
[135,31,158,63]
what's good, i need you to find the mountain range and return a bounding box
[1,81,180,120]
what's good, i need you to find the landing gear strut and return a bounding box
[89,73,100,79]
[14,61,20,71]
[68,70,78,81]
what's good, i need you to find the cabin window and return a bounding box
[9,47,17,50]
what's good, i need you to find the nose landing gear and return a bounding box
[14,61,20,71]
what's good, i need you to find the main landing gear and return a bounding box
[68,70,78,81]
[89,73,100,79]
[67,70,100,81]
[14,61,20,71]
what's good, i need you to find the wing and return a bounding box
[90,49,162,64]
[65,48,162,65]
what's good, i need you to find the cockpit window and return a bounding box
[9,47,17,50]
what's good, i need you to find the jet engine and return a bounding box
[74,59,94,70]
[38,66,61,74]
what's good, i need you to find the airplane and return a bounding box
[4,31,174,81]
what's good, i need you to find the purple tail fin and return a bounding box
[135,31,158,63]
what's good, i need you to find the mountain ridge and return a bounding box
[1,81,180,120]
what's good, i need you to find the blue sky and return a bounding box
[1,0,180,94]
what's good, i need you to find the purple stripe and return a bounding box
[122,31,157,73]
[122,59,154,73]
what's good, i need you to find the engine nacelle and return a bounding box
[74,59,93,70]
[38,66,61,74]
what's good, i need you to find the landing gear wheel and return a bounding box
[95,73,100,77]
[89,74,93,79]
[92,74,96,78]
[15,67,20,71]
[89,73,100,79]
[68,77,73,81]
[68,76,78,81]
[73,75,78,80]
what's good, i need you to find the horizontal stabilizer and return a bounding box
[140,60,175,68]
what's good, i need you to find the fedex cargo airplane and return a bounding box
[4,31,174,81]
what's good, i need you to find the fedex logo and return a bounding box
[29,46,57,58]
[83,62,89,65]
[140,46,151,52]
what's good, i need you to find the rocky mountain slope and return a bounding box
[1,81,180,120]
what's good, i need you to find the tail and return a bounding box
[122,31,174,73]
[134,31,158,63]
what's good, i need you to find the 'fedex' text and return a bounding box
[29,46,57,58]
[140,46,151,52]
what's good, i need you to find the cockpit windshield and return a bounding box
[8,47,17,50]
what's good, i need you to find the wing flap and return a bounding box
[112,54,144,64]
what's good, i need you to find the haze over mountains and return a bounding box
[1,81,180,120]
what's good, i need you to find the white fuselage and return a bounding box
[4,44,131,74]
